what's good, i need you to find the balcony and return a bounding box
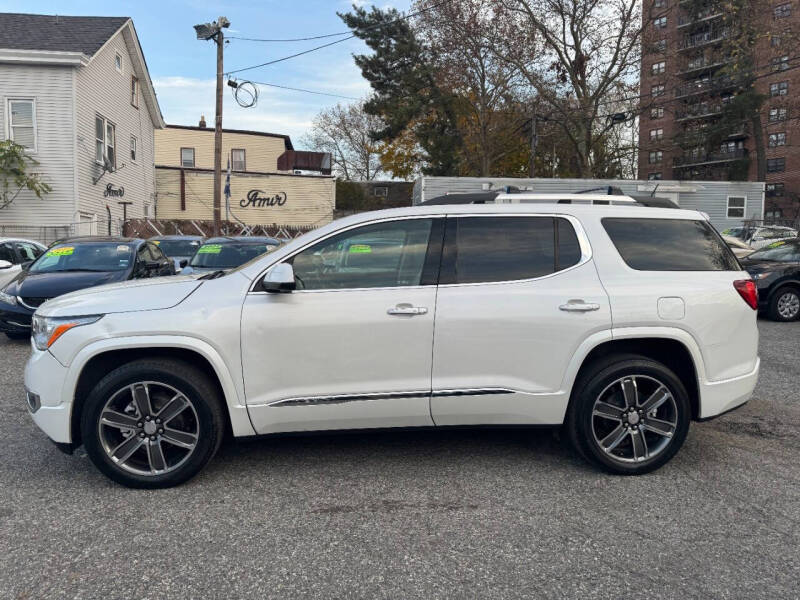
[677,10,723,28]
[673,148,748,168]
[677,54,730,76]
[678,27,729,50]
[674,75,738,99]
[675,104,723,120]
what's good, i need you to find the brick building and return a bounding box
[639,0,800,221]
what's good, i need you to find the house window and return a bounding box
[653,39,667,53]
[774,2,791,17]
[131,76,139,108]
[767,157,786,172]
[770,81,788,96]
[374,186,389,197]
[95,116,115,166]
[649,151,663,164]
[115,52,122,72]
[766,183,785,197]
[769,107,788,122]
[130,136,137,162]
[231,149,246,171]
[7,99,36,151]
[771,35,783,47]
[651,61,666,75]
[651,84,665,98]
[648,172,663,180]
[653,0,666,8]
[769,132,787,147]
[649,128,664,141]
[651,107,664,119]
[654,16,667,28]
[771,56,789,71]
[180,147,195,168]
[727,196,746,219]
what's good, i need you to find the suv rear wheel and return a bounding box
[81,359,225,489]
[567,355,691,475]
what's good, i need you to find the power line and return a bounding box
[246,80,360,100]
[228,0,449,43]
[226,0,450,76]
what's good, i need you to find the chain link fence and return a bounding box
[122,219,316,242]
[0,220,123,245]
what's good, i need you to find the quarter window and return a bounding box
[7,99,36,151]
[181,148,195,168]
[290,219,434,290]
[15,242,43,262]
[0,243,16,264]
[602,218,739,271]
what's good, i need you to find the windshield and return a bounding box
[747,240,800,262]
[153,239,202,257]
[190,242,276,269]
[30,243,135,273]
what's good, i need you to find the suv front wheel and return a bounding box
[567,355,691,475]
[81,359,225,488]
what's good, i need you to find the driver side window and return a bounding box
[290,219,434,290]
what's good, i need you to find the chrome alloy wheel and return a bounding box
[777,291,800,320]
[98,381,199,476]
[590,375,678,464]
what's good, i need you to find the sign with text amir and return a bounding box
[103,184,125,198]
[240,189,287,208]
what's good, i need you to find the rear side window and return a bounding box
[602,218,739,271]
[440,216,583,284]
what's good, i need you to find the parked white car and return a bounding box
[722,234,754,259]
[0,238,46,289]
[24,205,760,488]
[744,226,797,250]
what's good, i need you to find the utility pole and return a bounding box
[194,17,230,237]
[529,111,539,178]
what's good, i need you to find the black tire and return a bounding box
[566,354,691,475]
[768,286,800,322]
[81,358,225,489]
[5,332,29,340]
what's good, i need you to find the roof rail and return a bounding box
[575,186,625,195]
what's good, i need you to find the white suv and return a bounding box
[24,205,760,488]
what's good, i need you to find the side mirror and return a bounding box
[261,263,296,293]
[144,260,161,270]
[179,259,189,268]
[0,260,12,270]
[21,261,33,271]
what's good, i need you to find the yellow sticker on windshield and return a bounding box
[197,244,222,254]
[349,244,372,254]
[767,241,786,249]
[46,246,74,257]
[152,240,160,245]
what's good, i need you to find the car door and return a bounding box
[430,214,612,426]
[242,216,443,435]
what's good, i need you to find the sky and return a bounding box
[0,0,412,147]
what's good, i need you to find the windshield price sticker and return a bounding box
[198,244,222,255]
[152,240,160,245]
[767,241,786,249]
[117,245,130,253]
[46,247,74,257]
[349,244,372,254]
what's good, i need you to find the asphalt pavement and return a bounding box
[1,320,799,599]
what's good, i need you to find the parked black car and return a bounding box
[149,235,204,271]
[0,237,174,339]
[740,239,800,322]
[181,236,281,274]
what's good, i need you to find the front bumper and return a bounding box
[698,357,760,420]
[0,303,33,333]
[24,346,73,444]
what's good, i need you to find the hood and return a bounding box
[6,269,126,300]
[37,276,204,318]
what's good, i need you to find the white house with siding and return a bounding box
[0,13,164,243]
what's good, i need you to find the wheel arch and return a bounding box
[67,337,255,447]
[566,333,702,420]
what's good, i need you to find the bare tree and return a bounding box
[493,0,646,177]
[300,102,385,181]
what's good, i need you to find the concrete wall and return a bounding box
[155,167,335,227]
[412,176,765,231]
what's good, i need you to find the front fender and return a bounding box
[62,335,256,438]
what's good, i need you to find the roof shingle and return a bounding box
[0,13,129,56]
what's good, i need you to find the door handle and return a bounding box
[559,300,601,312]
[387,303,428,316]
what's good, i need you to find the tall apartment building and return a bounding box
[639,0,800,220]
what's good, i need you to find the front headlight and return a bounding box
[32,314,103,351]
[0,290,17,306]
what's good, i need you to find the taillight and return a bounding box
[733,279,758,310]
